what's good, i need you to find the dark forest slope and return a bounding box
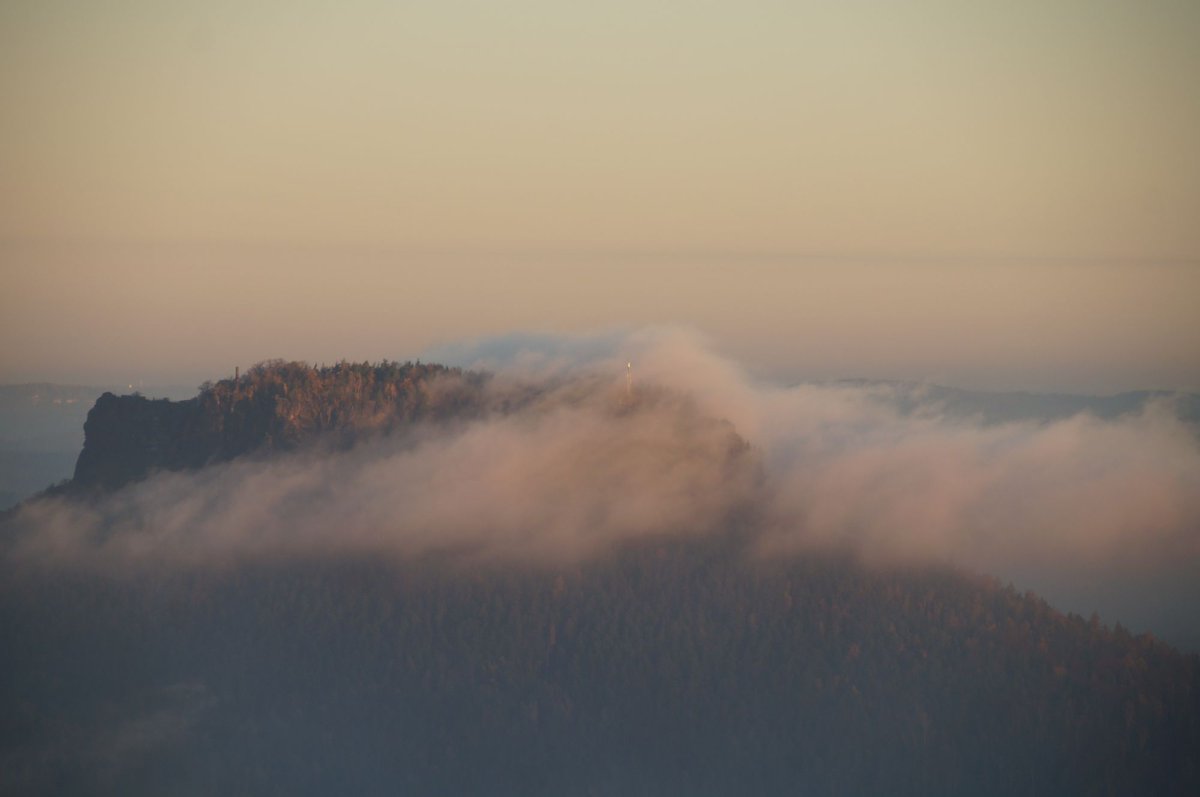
[2,536,1197,796]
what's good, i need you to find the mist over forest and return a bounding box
[2,329,1199,794]
[8,329,1198,644]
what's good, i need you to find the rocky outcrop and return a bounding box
[70,361,487,492]
[72,392,199,491]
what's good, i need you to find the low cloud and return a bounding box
[5,328,1199,588]
[758,387,1200,570]
[6,366,756,568]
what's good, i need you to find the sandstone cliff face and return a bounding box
[71,361,486,492]
[72,393,198,490]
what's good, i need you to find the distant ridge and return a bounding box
[823,379,1200,427]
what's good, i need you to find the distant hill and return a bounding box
[828,379,1200,427]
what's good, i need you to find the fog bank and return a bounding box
[5,329,1199,639]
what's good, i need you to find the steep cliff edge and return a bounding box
[70,360,487,492]
[72,392,199,490]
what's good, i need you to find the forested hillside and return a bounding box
[2,535,1197,796]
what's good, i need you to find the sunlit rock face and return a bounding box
[70,362,488,493]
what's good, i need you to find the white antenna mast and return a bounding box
[626,361,633,399]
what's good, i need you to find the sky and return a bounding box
[2,1,1199,392]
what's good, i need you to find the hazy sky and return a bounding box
[2,1,1198,391]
